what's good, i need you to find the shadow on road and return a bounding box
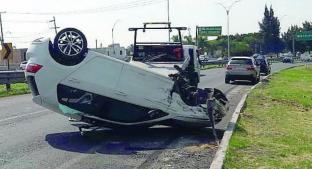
[45,127,224,155]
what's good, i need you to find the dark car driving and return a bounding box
[255,55,271,75]
[282,57,294,63]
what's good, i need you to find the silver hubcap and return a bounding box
[57,31,83,56]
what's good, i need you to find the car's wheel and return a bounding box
[264,70,268,76]
[252,76,258,85]
[52,28,88,66]
[225,76,230,84]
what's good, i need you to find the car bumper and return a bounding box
[226,74,255,81]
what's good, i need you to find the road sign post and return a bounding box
[295,31,312,41]
[197,26,222,36]
[292,32,312,57]
[1,43,13,91]
[196,26,222,54]
[2,43,13,60]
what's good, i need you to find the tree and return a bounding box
[259,5,284,54]
[172,32,261,57]
[282,25,303,52]
[171,35,180,42]
[171,35,195,45]
[282,21,312,53]
[183,35,195,45]
[303,21,312,31]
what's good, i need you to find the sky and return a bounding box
[1,0,312,48]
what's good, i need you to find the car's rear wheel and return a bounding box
[225,76,230,84]
[51,28,88,66]
[252,76,258,85]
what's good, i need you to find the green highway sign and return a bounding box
[197,26,222,36]
[295,31,312,41]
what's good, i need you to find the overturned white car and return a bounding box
[25,23,228,131]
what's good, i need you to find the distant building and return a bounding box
[92,44,130,61]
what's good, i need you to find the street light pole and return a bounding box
[292,34,295,56]
[112,19,121,46]
[112,19,121,55]
[217,0,241,59]
[167,0,170,42]
[227,10,230,59]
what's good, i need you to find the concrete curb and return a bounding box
[209,64,302,169]
[209,93,248,169]
[209,77,267,169]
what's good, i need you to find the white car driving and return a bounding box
[225,56,260,84]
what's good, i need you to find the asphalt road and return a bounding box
[0,63,299,169]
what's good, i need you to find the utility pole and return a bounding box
[49,16,59,35]
[0,11,10,91]
[217,0,241,59]
[0,12,5,45]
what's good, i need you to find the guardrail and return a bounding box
[201,57,302,66]
[200,60,229,66]
[0,71,26,85]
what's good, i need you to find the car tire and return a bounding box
[251,76,258,85]
[265,69,269,75]
[51,28,88,66]
[225,76,230,84]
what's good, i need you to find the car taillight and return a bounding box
[246,66,255,71]
[26,63,43,73]
[226,65,233,70]
[173,48,182,60]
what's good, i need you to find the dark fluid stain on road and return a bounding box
[45,127,225,155]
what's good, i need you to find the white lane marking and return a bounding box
[0,109,50,123]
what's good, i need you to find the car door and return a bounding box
[114,64,174,110]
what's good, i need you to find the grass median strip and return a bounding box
[223,66,312,169]
[0,83,30,98]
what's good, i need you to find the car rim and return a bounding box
[57,31,84,56]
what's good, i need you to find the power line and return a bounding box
[6,0,166,15]
[2,20,49,23]
[8,40,37,44]
[4,30,51,39]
